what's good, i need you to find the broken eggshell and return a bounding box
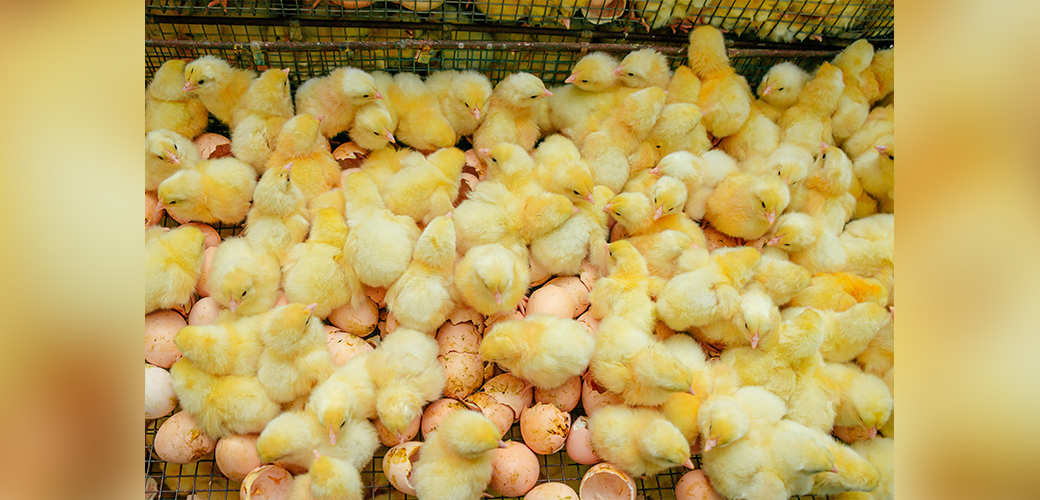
[579,462,636,500]
[376,414,421,447]
[240,464,293,500]
[534,375,582,413]
[519,402,571,455]
[565,415,601,465]
[382,441,422,496]
[480,373,533,422]
[153,411,217,464]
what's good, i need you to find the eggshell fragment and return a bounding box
[581,374,622,415]
[525,285,576,320]
[525,482,578,500]
[188,297,221,326]
[481,373,533,422]
[446,306,485,330]
[195,246,218,297]
[145,364,178,419]
[146,476,159,500]
[440,351,484,399]
[566,416,601,465]
[579,463,636,500]
[327,297,379,336]
[382,441,422,496]
[183,222,221,248]
[520,403,571,455]
[484,308,524,332]
[489,441,540,497]
[194,133,232,159]
[376,415,421,447]
[420,398,468,439]
[535,375,581,412]
[240,465,293,500]
[154,411,218,464]
[528,258,552,288]
[146,192,162,226]
[674,469,724,500]
[326,328,375,366]
[609,221,626,242]
[464,391,515,437]
[363,286,387,307]
[437,321,482,355]
[832,424,877,444]
[273,290,289,308]
[546,276,591,317]
[215,434,262,482]
[576,310,600,337]
[145,310,186,368]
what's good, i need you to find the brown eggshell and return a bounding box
[383,310,399,337]
[609,221,626,242]
[215,434,262,482]
[653,320,676,342]
[145,310,186,368]
[376,415,421,447]
[565,416,601,465]
[398,0,442,10]
[145,364,178,419]
[188,297,221,326]
[146,192,162,226]
[326,329,375,366]
[528,258,552,288]
[535,375,581,412]
[578,258,601,289]
[437,321,482,355]
[446,306,485,330]
[194,133,232,159]
[240,465,292,500]
[327,297,379,336]
[832,425,876,444]
[440,351,485,400]
[464,392,515,437]
[483,308,524,333]
[701,222,743,252]
[546,276,591,317]
[489,441,540,497]
[154,411,218,464]
[481,374,533,422]
[421,398,469,439]
[183,222,221,248]
[195,246,218,297]
[363,286,387,307]
[525,482,579,500]
[576,310,601,338]
[525,285,576,320]
[674,469,725,500]
[455,171,480,206]
[382,441,422,496]
[333,141,369,163]
[581,374,622,415]
[519,403,571,455]
[579,463,636,500]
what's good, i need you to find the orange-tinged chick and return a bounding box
[665,65,702,105]
[615,48,673,89]
[533,134,595,204]
[582,87,667,193]
[835,437,893,499]
[382,147,465,225]
[266,113,341,203]
[386,214,457,333]
[386,72,457,152]
[688,26,753,138]
[348,100,397,151]
[244,163,309,261]
[705,171,790,240]
[853,142,894,210]
[788,272,888,312]
[412,410,504,500]
[589,240,658,331]
[629,103,710,172]
[830,40,875,144]
[549,52,623,143]
[589,405,691,477]
[281,208,362,319]
[146,129,200,192]
[778,62,845,151]
[868,48,894,105]
[295,66,384,137]
[257,303,335,404]
[145,225,206,314]
[426,70,494,137]
[158,156,257,225]
[699,288,781,349]
[756,61,811,122]
[174,312,267,377]
[817,362,892,435]
[183,55,257,126]
[341,172,421,288]
[146,59,209,139]
[473,72,551,156]
[790,143,856,233]
[480,314,594,389]
[720,101,780,161]
[366,328,446,437]
[656,247,761,331]
[455,243,530,316]
[230,68,294,172]
[591,316,694,406]
[209,236,281,316]
[170,358,280,438]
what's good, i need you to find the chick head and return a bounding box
[256,410,316,463]
[757,62,809,108]
[149,59,189,101]
[615,48,669,89]
[174,325,232,374]
[650,176,688,220]
[218,268,258,314]
[495,72,550,108]
[376,388,424,437]
[182,55,228,95]
[275,113,326,156]
[605,240,647,275]
[697,398,749,452]
[769,308,824,359]
[147,129,199,171]
[753,176,791,226]
[767,143,812,186]
[687,26,729,78]
[605,192,651,233]
[638,419,691,470]
[619,87,667,132]
[339,67,383,105]
[811,144,853,194]
[591,185,616,208]
[351,102,396,151]
[632,346,693,393]
[243,68,292,115]
[478,321,521,364]
[737,291,781,349]
[308,208,348,247]
[439,410,504,458]
[312,398,349,448]
[832,39,875,75]
[876,143,895,168]
[768,212,815,251]
[849,374,893,433]
[485,143,534,179]
[253,162,304,215]
[157,168,203,216]
[454,71,493,120]
[567,52,620,92]
[473,246,515,306]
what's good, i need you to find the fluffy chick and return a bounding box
[308,352,377,445]
[766,211,847,274]
[472,72,551,156]
[425,70,494,137]
[589,240,659,331]
[590,316,694,406]
[208,236,281,316]
[778,62,846,151]
[582,87,667,193]
[386,72,457,151]
[366,328,446,438]
[830,39,875,145]
[656,247,761,331]
[385,214,457,333]
[790,143,856,233]
[834,437,894,500]
[145,129,200,192]
[266,113,342,203]
[174,312,267,376]
[687,26,753,138]
[341,172,421,288]
[698,287,781,349]
[295,66,384,137]
[281,207,361,318]
[348,100,397,151]
[451,179,524,255]
[170,358,280,438]
[309,453,363,500]
[182,55,257,126]
[454,243,530,316]
[533,134,595,204]
[615,48,673,89]
[158,156,257,224]
[589,405,691,478]
[256,303,335,404]
[756,61,811,122]
[146,59,209,139]
[788,271,889,312]
[798,302,890,363]
[809,433,881,496]
[661,149,738,220]
[817,362,893,435]
[530,184,612,275]
[145,225,206,313]
[548,52,622,143]
[256,407,379,470]
[382,147,465,225]
[629,103,710,172]
[231,68,294,172]
[244,163,309,261]
[853,143,895,210]
[856,310,893,379]
[412,410,504,500]
[480,314,595,389]
[705,171,790,240]
[720,101,780,161]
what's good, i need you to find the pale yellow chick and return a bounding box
[842,105,893,160]
[146,59,209,139]
[256,407,379,470]
[830,40,875,145]
[183,55,257,126]
[170,358,281,438]
[412,410,504,500]
[145,225,206,313]
[589,405,691,477]
[582,87,667,192]
[656,246,761,331]
[209,236,281,316]
[533,134,595,204]
[295,66,384,137]
[530,184,612,276]
[589,240,659,332]
[778,62,845,151]
[790,302,889,363]
[591,316,696,406]
[265,113,342,203]
[425,70,494,137]
[309,452,362,500]
[454,242,530,316]
[698,287,781,349]
[756,61,811,122]
[788,272,889,312]
[282,207,362,318]
[256,303,335,404]
[660,149,738,220]
[451,180,524,255]
[385,214,456,333]
[308,352,377,446]
[472,72,551,157]
[789,143,856,233]
[157,156,257,224]
[629,103,710,172]
[817,362,893,436]
[244,163,310,261]
[341,171,421,288]
[809,433,882,496]
[231,68,295,172]
[348,100,397,151]
[615,48,673,89]
[853,143,895,211]
[382,147,465,225]
[174,311,267,376]
[548,52,623,143]
[665,65,702,106]
[720,101,780,161]
[704,171,790,240]
[145,129,200,192]
[766,211,848,274]
[834,437,894,500]
[745,251,813,305]
[687,26,753,138]
[480,314,595,389]
[386,72,457,152]
[856,310,893,379]
[366,328,446,439]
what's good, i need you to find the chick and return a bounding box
[174,312,266,376]
[755,61,810,122]
[660,149,738,220]
[687,26,753,138]
[698,287,781,349]
[856,310,893,379]
[341,172,421,288]
[281,208,361,318]
[788,272,889,312]
[791,301,889,363]
[385,214,456,334]
[629,103,710,172]
[790,143,856,233]
[589,405,691,478]
[158,156,257,225]
[809,433,881,496]
[548,52,623,143]
[308,352,377,445]
[146,59,209,139]
[720,101,780,161]
[348,100,397,151]
[766,211,847,274]
[243,163,309,261]
[451,180,524,255]
[366,328,446,439]
[455,243,530,316]
[835,437,894,500]
[853,143,895,211]
[209,237,281,316]
[627,229,705,279]
[589,240,659,332]
[472,72,551,157]
[145,225,206,314]
[266,113,342,203]
[256,408,379,470]
[482,142,539,195]
[295,66,384,137]
[532,134,595,204]
[867,48,894,105]
[656,247,762,331]
[839,214,894,298]
[386,72,457,152]
[704,171,790,240]
[582,87,667,193]
[170,358,281,438]
[480,314,595,389]
[182,55,257,126]
[359,145,409,193]
[256,303,335,404]
[230,68,295,172]
[842,104,894,160]
[747,142,813,191]
[425,70,494,137]
[382,147,465,225]
[778,62,846,151]
[746,251,813,305]
[145,129,200,192]
[817,362,893,436]
[615,48,673,89]
[590,316,694,406]
[530,184,612,276]
[665,65,702,106]
[309,452,362,500]
[411,410,504,500]
[830,40,875,145]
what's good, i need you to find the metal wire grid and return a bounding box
[145,0,892,42]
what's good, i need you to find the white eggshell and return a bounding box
[465,391,515,437]
[376,414,421,447]
[437,321,482,355]
[535,375,582,412]
[188,297,221,326]
[440,351,485,400]
[489,441,540,497]
[579,463,636,500]
[145,310,185,368]
[674,469,725,500]
[481,373,533,422]
[195,246,217,297]
[240,464,293,500]
[183,222,221,248]
[525,482,578,500]
[565,416,601,465]
[326,328,375,366]
[519,403,571,455]
[581,374,622,415]
[525,285,576,320]
[328,297,379,336]
[146,192,162,226]
[421,398,468,439]
[382,441,422,496]
[145,364,178,419]
[154,411,218,464]
[215,434,262,482]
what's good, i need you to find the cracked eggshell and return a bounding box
[364,286,387,308]
[579,463,636,500]
[421,398,469,439]
[154,411,218,464]
[194,133,231,159]
[545,276,591,317]
[376,415,421,447]
[519,403,571,455]
[489,441,540,497]
[481,373,533,422]
[674,469,724,500]
[437,321,482,355]
[382,441,422,496]
[576,310,600,338]
[525,482,578,500]
[145,310,185,368]
[146,192,162,226]
[447,306,486,332]
[535,375,581,412]
[440,351,484,400]
[188,297,221,326]
[581,374,622,415]
[145,364,177,419]
[464,391,515,437]
[528,258,552,288]
[326,328,375,366]
[565,415,600,465]
[195,246,218,297]
[240,465,292,500]
[525,285,576,320]
[328,297,379,336]
[215,434,262,482]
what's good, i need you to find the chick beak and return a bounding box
[328,425,338,446]
[831,466,840,474]
[869,426,878,439]
[283,162,293,173]
[603,203,614,213]
[561,18,571,29]
[155,200,164,212]
[585,192,596,204]
[653,206,664,220]
[682,458,695,469]
[767,235,782,246]
[497,440,509,449]
[313,449,322,461]
[564,74,577,84]
[766,211,776,225]
[385,130,396,143]
[612,66,624,76]
[317,114,325,122]
[471,107,481,120]
[820,141,828,152]
[374,91,385,100]
[762,84,773,95]
[542,88,553,97]
[305,303,318,314]
[751,332,760,349]
[573,206,581,215]
[494,291,503,305]
[875,144,888,154]
[687,386,696,396]
[229,299,238,312]
[479,148,491,157]
[182,82,196,93]
[649,166,661,175]
[703,437,717,452]
[167,151,180,165]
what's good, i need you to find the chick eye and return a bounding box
[374,131,380,135]
[573,190,580,195]
[888,155,894,161]
[613,210,621,216]
[530,95,537,99]
[761,201,766,208]
[655,144,661,149]
[464,102,470,108]
[168,200,177,205]
[627,72,634,77]
[155,154,164,159]
[491,158,497,163]
[197,79,205,85]
[581,79,588,83]
[777,87,785,91]
[363,94,370,98]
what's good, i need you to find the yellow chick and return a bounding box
[309,452,363,500]
[145,129,200,192]
[411,410,504,500]
[174,312,267,376]
[778,62,846,151]
[589,405,691,478]
[530,184,612,275]
[244,163,310,261]
[146,59,209,139]
[281,207,361,319]
[158,156,257,225]
[589,240,658,331]
[830,40,875,145]
[295,66,384,137]
[256,303,335,404]
[629,103,710,172]
[853,143,895,211]
[755,61,811,122]
[452,179,524,255]
[480,314,595,389]
[809,433,881,496]
[842,104,893,160]
[856,309,893,379]
[455,243,530,316]
[784,302,889,364]
[533,134,595,204]
[358,145,409,193]
[656,247,762,331]
[266,113,342,203]
[549,52,623,143]
[867,48,894,105]
[518,192,577,244]
[720,101,780,161]
[182,55,257,126]
[687,26,753,138]
[308,352,377,445]
[745,142,813,191]
[170,358,281,438]
[791,143,857,233]
[348,100,397,151]
[839,213,894,304]
[386,72,457,152]
[256,407,380,470]
[385,214,456,333]
[660,149,738,220]
[788,272,889,312]
[582,87,667,193]
[817,362,893,436]
[665,65,702,106]
[341,172,421,288]
[615,48,673,89]
[590,315,694,406]
[699,287,781,349]
[382,147,465,225]
[145,225,206,314]
[699,385,790,453]
[627,229,706,279]
[209,237,281,316]
[230,68,294,172]
[649,175,687,221]
[705,171,790,240]
[366,328,446,439]
[766,211,848,274]
[308,186,344,222]
[472,72,551,157]
[425,70,494,137]
[744,250,812,305]
[835,437,893,499]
